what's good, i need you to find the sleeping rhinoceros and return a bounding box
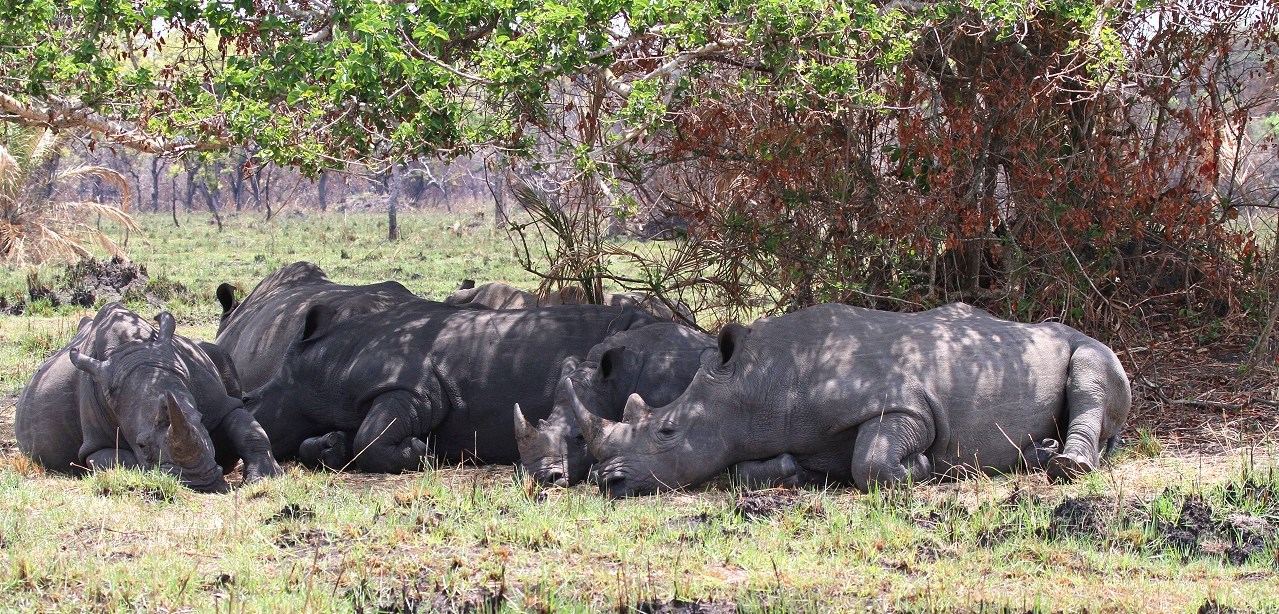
[446,281,693,324]
[215,261,426,391]
[573,303,1132,497]
[515,322,716,486]
[16,304,281,492]
[245,302,662,473]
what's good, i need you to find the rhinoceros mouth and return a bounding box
[162,462,230,494]
[595,462,660,498]
[532,467,569,488]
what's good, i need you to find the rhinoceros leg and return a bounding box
[214,407,283,482]
[850,412,933,492]
[351,391,434,473]
[84,447,140,470]
[731,454,811,489]
[1049,342,1132,483]
[299,431,353,471]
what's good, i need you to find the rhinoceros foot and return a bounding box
[242,455,284,483]
[1022,438,1062,472]
[1046,453,1095,483]
[733,454,810,489]
[299,431,352,471]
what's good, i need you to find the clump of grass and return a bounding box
[1132,428,1164,459]
[0,454,44,479]
[83,468,184,503]
[14,329,57,356]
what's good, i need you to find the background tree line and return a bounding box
[0,0,1277,350]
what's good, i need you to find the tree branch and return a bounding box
[0,92,229,155]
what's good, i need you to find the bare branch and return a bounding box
[0,92,229,155]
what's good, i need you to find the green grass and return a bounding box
[0,211,1276,612]
[0,458,1276,612]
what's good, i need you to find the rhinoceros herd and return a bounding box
[15,261,1132,497]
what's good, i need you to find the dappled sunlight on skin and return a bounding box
[584,303,1130,496]
[215,261,424,392]
[246,298,661,473]
[15,304,276,492]
[521,322,716,486]
[446,281,693,322]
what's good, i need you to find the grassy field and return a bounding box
[0,212,1275,613]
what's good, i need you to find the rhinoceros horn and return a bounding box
[68,349,107,378]
[621,393,650,423]
[156,312,176,344]
[161,392,203,465]
[566,379,616,448]
[513,403,538,442]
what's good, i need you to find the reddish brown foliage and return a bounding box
[515,2,1279,346]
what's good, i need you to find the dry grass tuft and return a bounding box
[1,127,138,265]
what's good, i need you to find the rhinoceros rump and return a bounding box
[446,280,693,324]
[575,303,1131,497]
[17,304,281,492]
[246,302,661,473]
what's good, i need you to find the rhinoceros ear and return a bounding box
[155,312,176,344]
[216,283,238,315]
[599,346,628,381]
[299,304,338,344]
[717,322,751,366]
[559,356,581,379]
[458,279,476,291]
[68,349,107,378]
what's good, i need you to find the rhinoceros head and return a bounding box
[69,313,228,493]
[514,356,599,487]
[572,323,751,498]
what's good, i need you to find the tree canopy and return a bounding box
[2,0,1277,338]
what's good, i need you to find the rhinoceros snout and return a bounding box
[534,468,567,487]
[189,474,230,494]
[600,472,635,498]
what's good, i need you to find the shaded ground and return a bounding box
[1124,336,1279,455]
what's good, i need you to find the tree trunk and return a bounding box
[231,159,246,213]
[149,156,161,213]
[387,165,400,241]
[198,178,224,232]
[184,165,197,212]
[487,161,507,227]
[317,171,328,211]
[170,173,179,227]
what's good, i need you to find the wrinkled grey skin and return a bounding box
[575,303,1132,498]
[446,281,694,324]
[216,261,424,391]
[246,301,661,473]
[16,304,281,492]
[515,322,716,486]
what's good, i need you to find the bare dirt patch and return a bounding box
[732,488,805,520]
[1046,495,1117,539]
[1126,341,1279,455]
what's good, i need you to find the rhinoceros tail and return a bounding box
[1103,433,1122,458]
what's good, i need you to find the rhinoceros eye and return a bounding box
[655,422,679,440]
